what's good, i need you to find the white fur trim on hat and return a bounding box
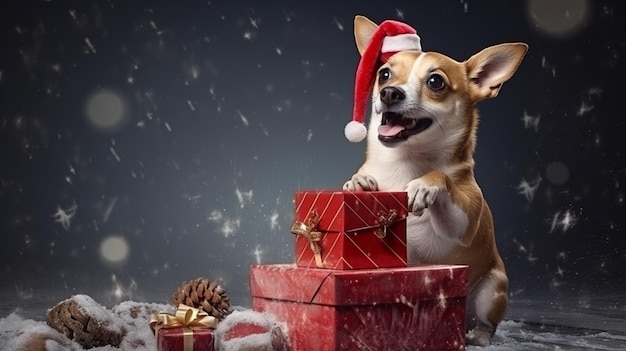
[381,33,421,53]
[344,120,367,143]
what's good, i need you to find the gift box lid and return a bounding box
[250,264,468,306]
[295,191,408,233]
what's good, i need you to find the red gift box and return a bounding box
[156,327,214,351]
[250,264,468,351]
[293,191,408,269]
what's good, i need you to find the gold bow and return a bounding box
[291,209,323,267]
[150,304,218,351]
[374,209,398,239]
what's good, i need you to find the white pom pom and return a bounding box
[344,121,367,143]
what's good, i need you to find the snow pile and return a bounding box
[0,300,290,351]
[68,294,127,337]
[0,300,171,351]
[214,309,288,351]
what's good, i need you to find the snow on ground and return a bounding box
[468,320,626,351]
[0,300,171,351]
[1,302,625,350]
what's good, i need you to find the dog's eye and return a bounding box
[426,74,446,91]
[378,68,391,84]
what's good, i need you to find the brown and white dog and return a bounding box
[343,16,527,346]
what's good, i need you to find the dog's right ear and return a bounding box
[354,15,378,56]
[465,43,528,102]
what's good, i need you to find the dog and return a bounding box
[342,15,527,346]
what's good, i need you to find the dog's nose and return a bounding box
[380,87,405,106]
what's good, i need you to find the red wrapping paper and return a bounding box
[156,327,214,351]
[294,191,408,269]
[250,264,468,351]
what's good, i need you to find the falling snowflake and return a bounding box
[84,37,96,54]
[395,8,405,19]
[541,56,556,77]
[556,266,565,277]
[52,203,77,231]
[521,110,540,131]
[235,188,253,208]
[282,9,293,22]
[189,65,199,79]
[207,210,241,237]
[437,290,447,309]
[110,274,138,301]
[243,31,254,40]
[549,209,578,233]
[220,218,240,238]
[460,0,469,13]
[249,16,260,29]
[576,100,594,117]
[207,210,223,222]
[110,147,121,162]
[237,110,249,126]
[586,86,603,97]
[517,175,542,202]
[103,196,118,223]
[513,238,538,263]
[268,211,280,231]
[332,17,343,31]
[252,245,264,264]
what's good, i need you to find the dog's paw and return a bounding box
[343,174,378,191]
[405,178,442,212]
[466,328,492,346]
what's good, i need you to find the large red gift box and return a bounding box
[293,191,408,269]
[250,264,468,351]
[156,327,214,351]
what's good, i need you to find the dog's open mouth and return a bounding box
[378,112,433,143]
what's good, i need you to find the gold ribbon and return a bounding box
[291,209,323,267]
[374,209,398,239]
[150,304,218,351]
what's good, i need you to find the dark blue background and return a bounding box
[1,0,624,313]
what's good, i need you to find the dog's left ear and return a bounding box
[354,15,379,56]
[465,43,528,102]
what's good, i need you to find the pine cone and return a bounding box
[172,277,230,320]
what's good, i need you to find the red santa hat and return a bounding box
[344,19,422,143]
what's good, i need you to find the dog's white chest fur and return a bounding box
[406,212,455,262]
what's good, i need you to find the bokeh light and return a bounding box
[85,89,129,132]
[528,0,589,38]
[546,161,570,185]
[99,235,130,266]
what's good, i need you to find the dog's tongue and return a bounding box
[378,124,406,137]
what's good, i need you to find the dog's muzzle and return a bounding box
[378,112,433,143]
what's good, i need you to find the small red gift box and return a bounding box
[292,191,408,269]
[250,264,468,351]
[151,304,217,351]
[156,327,214,351]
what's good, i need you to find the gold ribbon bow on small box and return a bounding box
[374,209,398,239]
[291,209,323,268]
[150,304,218,351]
